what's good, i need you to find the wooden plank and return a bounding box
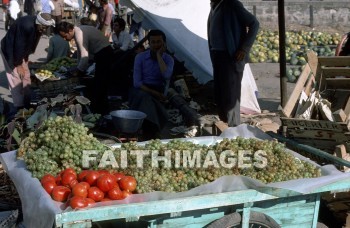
[325,78,350,88]
[318,56,350,67]
[344,96,350,121]
[322,67,350,77]
[288,129,350,142]
[304,74,315,96]
[292,138,339,152]
[281,64,312,117]
[333,109,347,122]
[307,50,318,76]
[334,144,347,159]
[280,117,349,132]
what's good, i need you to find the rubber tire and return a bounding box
[317,222,328,228]
[207,211,280,228]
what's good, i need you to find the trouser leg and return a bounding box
[1,50,31,108]
[210,50,244,127]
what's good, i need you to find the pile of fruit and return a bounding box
[116,138,321,193]
[19,116,107,177]
[40,168,137,209]
[18,116,322,194]
[250,30,341,83]
[34,57,77,80]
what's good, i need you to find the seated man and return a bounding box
[111,17,134,52]
[128,29,174,139]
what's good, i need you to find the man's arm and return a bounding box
[233,0,259,61]
[74,27,89,72]
[335,34,348,56]
[46,37,54,62]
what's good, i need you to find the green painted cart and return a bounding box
[54,177,350,227]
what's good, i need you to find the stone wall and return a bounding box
[242,0,350,27]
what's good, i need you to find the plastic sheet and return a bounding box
[1,124,350,227]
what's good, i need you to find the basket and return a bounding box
[34,77,80,98]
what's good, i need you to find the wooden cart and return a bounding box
[54,176,350,227]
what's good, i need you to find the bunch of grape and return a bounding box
[112,138,322,193]
[19,116,107,179]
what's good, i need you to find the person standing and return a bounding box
[0,12,55,111]
[56,22,114,114]
[335,32,350,56]
[24,0,35,15]
[207,0,259,127]
[51,0,64,26]
[2,0,9,29]
[7,0,22,30]
[97,0,113,37]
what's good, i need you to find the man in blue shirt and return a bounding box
[208,0,259,127]
[129,29,174,139]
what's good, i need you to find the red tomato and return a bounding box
[85,198,95,206]
[121,190,132,199]
[98,170,110,175]
[79,182,90,191]
[69,196,88,209]
[51,186,71,202]
[88,187,104,202]
[112,172,125,182]
[42,181,57,195]
[78,170,90,182]
[100,198,112,202]
[61,173,77,186]
[69,179,79,189]
[41,174,56,184]
[108,186,124,200]
[55,175,62,185]
[72,183,89,198]
[62,168,77,178]
[97,174,117,192]
[84,171,101,186]
[119,176,137,192]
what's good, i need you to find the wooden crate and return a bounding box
[281,51,350,155]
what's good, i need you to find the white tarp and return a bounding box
[121,0,261,114]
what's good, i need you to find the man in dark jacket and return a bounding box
[1,12,55,110]
[208,0,259,127]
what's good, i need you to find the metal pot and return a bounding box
[109,110,147,134]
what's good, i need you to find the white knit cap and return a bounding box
[36,12,56,27]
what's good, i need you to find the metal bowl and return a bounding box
[109,110,147,134]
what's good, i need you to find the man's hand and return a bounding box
[234,49,246,61]
[69,68,84,77]
[154,91,168,103]
[17,65,25,79]
[157,44,166,57]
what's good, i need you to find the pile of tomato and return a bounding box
[40,168,137,209]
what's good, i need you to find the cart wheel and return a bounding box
[317,222,328,228]
[207,211,280,228]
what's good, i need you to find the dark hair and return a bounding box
[56,21,74,33]
[147,29,166,42]
[113,17,126,30]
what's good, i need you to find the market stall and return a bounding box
[1,124,350,227]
